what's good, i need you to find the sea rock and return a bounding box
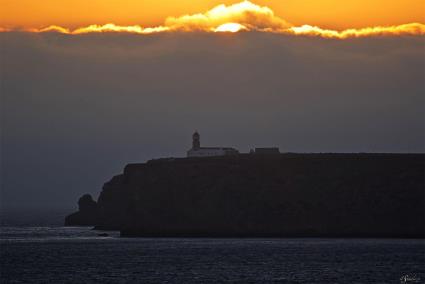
[64,194,99,226]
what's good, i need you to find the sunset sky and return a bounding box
[1,0,424,30]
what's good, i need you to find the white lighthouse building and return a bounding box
[187,131,239,158]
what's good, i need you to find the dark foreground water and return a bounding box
[1,210,424,283]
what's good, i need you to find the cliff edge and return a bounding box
[65,154,425,237]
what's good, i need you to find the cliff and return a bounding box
[65,154,425,238]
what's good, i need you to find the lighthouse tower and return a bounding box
[192,131,200,150]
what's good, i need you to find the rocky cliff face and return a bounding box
[65,154,425,237]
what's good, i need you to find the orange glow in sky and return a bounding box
[1,1,424,38]
[1,0,424,30]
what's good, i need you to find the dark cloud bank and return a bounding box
[1,32,424,209]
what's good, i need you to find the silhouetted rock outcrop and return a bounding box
[65,154,425,237]
[64,194,99,226]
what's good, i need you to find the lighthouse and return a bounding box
[192,131,200,150]
[187,131,239,158]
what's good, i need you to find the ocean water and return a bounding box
[1,210,424,283]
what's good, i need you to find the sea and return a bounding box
[1,209,424,284]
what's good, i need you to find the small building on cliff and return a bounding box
[187,131,239,158]
[255,147,280,155]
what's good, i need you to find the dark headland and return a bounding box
[65,153,425,238]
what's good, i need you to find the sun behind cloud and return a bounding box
[214,23,247,32]
[164,1,289,31]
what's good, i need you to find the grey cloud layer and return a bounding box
[1,32,424,209]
